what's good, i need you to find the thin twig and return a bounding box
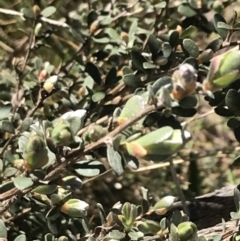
[15,19,36,110]
[132,159,184,173]
[169,157,189,216]
[0,8,70,28]
[181,109,215,128]
[70,100,164,157]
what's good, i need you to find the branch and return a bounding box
[0,100,164,214]
[70,100,164,157]
[0,8,70,28]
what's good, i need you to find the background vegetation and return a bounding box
[1,0,240,240]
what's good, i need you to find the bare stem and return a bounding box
[169,157,189,215]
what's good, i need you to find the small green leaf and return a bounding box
[0,104,11,120]
[180,26,198,38]
[214,107,233,117]
[131,50,148,72]
[87,10,98,27]
[85,62,101,85]
[179,96,198,109]
[177,221,197,241]
[61,199,89,218]
[143,62,158,69]
[122,154,139,170]
[182,39,199,58]
[92,37,109,43]
[214,14,229,40]
[46,207,60,221]
[234,187,240,213]
[92,92,105,102]
[234,126,240,143]
[170,223,179,241]
[155,55,168,66]
[72,160,106,177]
[32,184,57,195]
[122,202,137,228]
[14,176,34,190]
[153,196,175,214]
[123,74,141,87]
[128,231,144,241]
[0,181,15,193]
[160,217,168,230]
[154,1,167,9]
[198,49,214,63]
[61,175,82,191]
[3,150,15,163]
[128,20,138,48]
[119,95,145,122]
[225,89,240,116]
[172,107,197,117]
[105,67,119,88]
[178,4,197,17]
[61,109,86,136]
[107,230,126,240]
[107,144,124,175]
[152,76,172,94]
[84,124,108,142]
[41,6,56,18]
[217,22,231,30]
[206,37,223,52]
[70,28,85,43]
[0,159,3,173]
[0,219,7,238]
[106,28,119,40]
[19,118,33,132]
[47,219,58,236]
[227,118,240,129]
[21,8,35,18]
[128,19,138,38]
[172,210,183,226]
[2,120,15,134]
[3,167,17,177]
[148,34,160,59]
[137,220,160,234]
[169,31,179,47]
[162,42,172,58]
[14,234,27,241]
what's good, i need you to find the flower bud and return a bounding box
[203,46,240,93]
[43,75,58,93]
[38,69,48,82]
[85,125,108,142]
[178,221,197,241]
[23,134,49,171]
[51,120,73,146]
[123,126,191,158]
[171,63,197,100]
[60,199,89,218]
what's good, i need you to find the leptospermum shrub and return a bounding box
[0,0,240,240]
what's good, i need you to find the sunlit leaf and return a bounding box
[14,176,34,190]
[41,6,56,18]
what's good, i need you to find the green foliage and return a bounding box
[0,0,240,240]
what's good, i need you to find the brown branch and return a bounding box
[0,99,163,214]
[14,19,36,112]
[70,100,164,158]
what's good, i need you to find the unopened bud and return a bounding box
[171,63,197,100]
